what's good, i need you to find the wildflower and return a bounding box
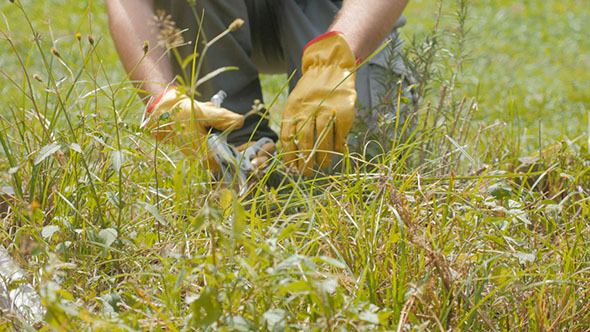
[30,201,40,210]
[75,33,82,41]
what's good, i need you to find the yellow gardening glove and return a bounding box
[143,87,244,168]
[280,31,357,176]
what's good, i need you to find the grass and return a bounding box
[0,0,589,331]
[405,0,590,144]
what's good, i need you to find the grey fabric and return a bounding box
[154,0,413,149]
[348,33,418,156]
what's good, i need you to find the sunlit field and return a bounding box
[1,0,589,330]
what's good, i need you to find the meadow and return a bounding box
[0,0,589,330]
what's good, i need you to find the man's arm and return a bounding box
[330,0,410,60]
[105,0,174,101]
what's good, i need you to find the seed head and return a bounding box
[87,34,94,45]
[154,9,184,49]
[50,47,60,58]
[229,18,244,32]
[31,31,43,43]
[33,73,43,83]
[143,41,149,54]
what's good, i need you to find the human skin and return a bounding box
[105,0,173,102]
[330,0,410,61]
[105,0,409,101]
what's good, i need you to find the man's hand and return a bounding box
[144,87,245,165]
[280,32,357,176]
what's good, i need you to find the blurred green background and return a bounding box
[405,0,589,141]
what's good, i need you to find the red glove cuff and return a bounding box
[303,31,362,65]
[146,86,177,114]
[303,31,343,53]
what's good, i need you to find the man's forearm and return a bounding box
[330,0,410,60]
[105,0,174,101]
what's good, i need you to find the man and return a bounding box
[105,0,412,176]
